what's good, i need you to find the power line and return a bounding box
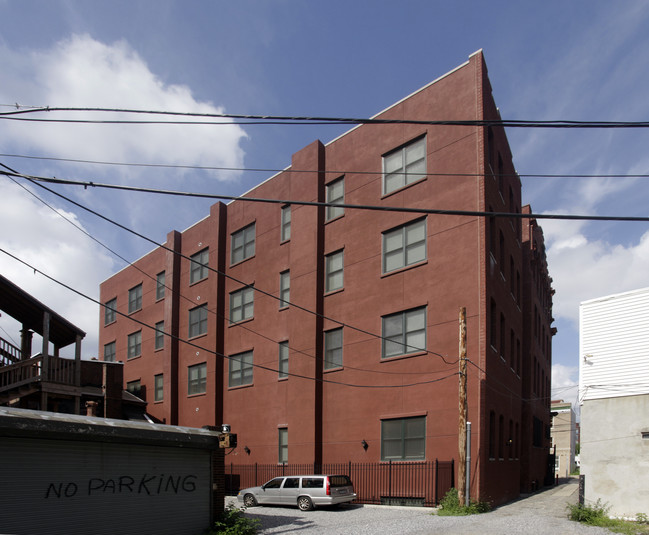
[0,247,459,390]
[4,167,649,223]
[3,105,649,128]
[3,152,649,180]
[1,164,457,365]
[8,175,448,379]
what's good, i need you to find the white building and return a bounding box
[579,287,649,518]
[550,400,575,478]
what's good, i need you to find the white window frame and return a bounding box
[103,341,116,362]
[126,379,142,398]
[231,223,256,265]
[154,374,164,402]
[154,320,165,350]
[279,271,290,309]
[382,137,427,195]
[324,328,343,370]
[128,284,142,314]
[281,205,291,242]
[278,341,289,379]
[325,250,344,293]
[382,306,426,359]
[229,286,254,323]
[188,362,207,395]
[278,427,288,464]
[190,248,209,284]
[382,218,427,274]
[104,298,117,325]
[189,304,208,338]
[229,350,253,387]
[326,177,344,221]
[156,271,165,300]
[127,330,142,359]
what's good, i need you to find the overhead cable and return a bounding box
[3,106,649,128]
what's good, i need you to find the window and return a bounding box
[326,177,344,221]
[324,328,343,370]
[127,379,141,398]
[381,416,426,461]
[278,341,289,379]
[103,341,116,362]
[279,271,290,309]
[489,411,496,459]
[532,416,543,447]
[231,223,255,264]
[498,414,504,459]
[499,231,505,270]
[382,307,426,359]
[230,286,254,323]
[190,248,209,284]
[383,137,426,195]
[325,250,344,292]
[127,331,141,359]
[154,374,164,402]
[156,271,165,300]
[490,299,497,349]
[155,321,165,350]
[189,304,208,338]
[229,350,253,387]
[128,284,142,313]
[281,205,291,241]
[278,428,288,463]
[104,298,117,325]
[383,219,426,273]
[188,362,207,395]
[499,313,505,359]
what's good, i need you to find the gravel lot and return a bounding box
[226,479,613,534]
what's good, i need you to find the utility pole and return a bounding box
[458,307,468,506]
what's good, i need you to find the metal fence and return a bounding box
[225,459,454,507]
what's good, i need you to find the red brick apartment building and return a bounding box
[99,51,554,505]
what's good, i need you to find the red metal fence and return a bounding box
[225,459,454,506]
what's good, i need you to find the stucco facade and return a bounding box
[580,287,649,518]
[99,51,554,505]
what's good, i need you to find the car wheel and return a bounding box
[243,493,257,507]
[297,496,314,511]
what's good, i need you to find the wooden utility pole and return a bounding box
[458,307,468,505]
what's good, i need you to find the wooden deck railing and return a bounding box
[0,355,76,391]
[0,337,22,366]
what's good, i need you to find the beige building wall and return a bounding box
[551,401,575,477]
[581,395,649,518]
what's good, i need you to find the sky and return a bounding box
[2,0,649,409]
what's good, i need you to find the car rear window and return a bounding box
[284,478,299,489]
[302,478,324,488]
[329,475,352,487]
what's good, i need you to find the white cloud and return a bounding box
[551,363,579,409]
[547,227,649,325]
[0,180,116,358]
[1,34,247,180]
[0,34,250,358]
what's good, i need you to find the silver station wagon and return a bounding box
[237,474,356,511]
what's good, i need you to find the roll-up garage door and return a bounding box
[0,437,211,535]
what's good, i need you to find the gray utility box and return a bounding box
[0,407,224,535]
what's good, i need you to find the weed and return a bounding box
[436,487,490,516]
[567,500,649,535]
[206,504,260,535]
